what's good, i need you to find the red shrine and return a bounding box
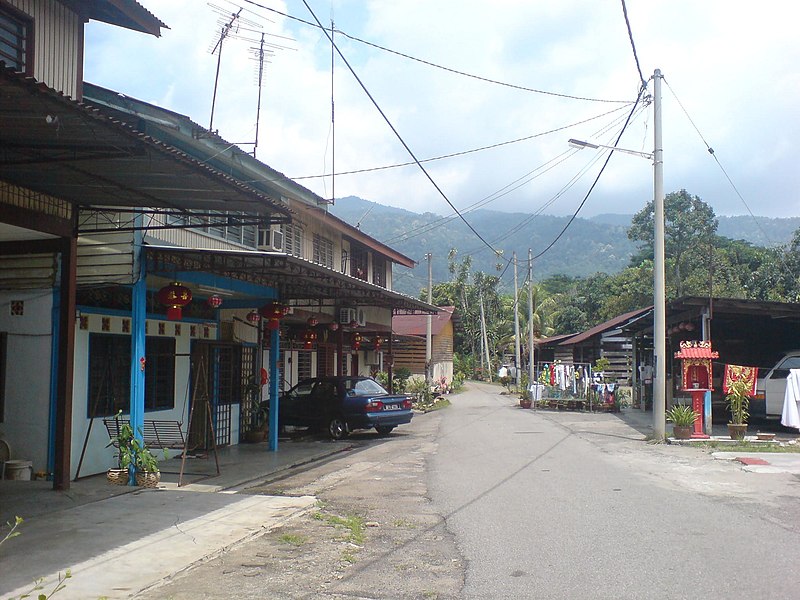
[674,340,719,438]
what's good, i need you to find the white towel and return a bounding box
[780,369,800,430]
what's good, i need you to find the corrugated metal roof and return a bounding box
[558,307,653,346]
[0,67,292,217]
[87,1,169,37]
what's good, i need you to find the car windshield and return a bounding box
[345,378,387,396]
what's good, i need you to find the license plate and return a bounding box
[384,403,400,411]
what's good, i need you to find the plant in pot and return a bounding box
[244,403,269,443]
[106,416,134,485]
[665,404,698,439]
[726,379,751,440]
[132,437,162,488]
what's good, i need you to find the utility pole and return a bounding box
[527,249,535,391]
[513,252,521,391]
[653,68,666,440]
[425,253,433,386]
[479,289,492,382]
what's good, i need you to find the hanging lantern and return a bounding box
[246,310,261,324]
[303,329,318,349]
[265,318,280,331]
[157,282,192,321]
[328,322,339,331]
[260,301,287,320]
[349,319,359,329]
[374,337,382,350]
[353,333,362,343]
[307,316,319,327]
[207,294,223,309]
[353,340,361,351]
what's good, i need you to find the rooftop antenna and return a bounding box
[208,8,243,132]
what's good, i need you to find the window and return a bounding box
[88,334,176,417]
[297,350,313,379]
[0,5,32,74]
[372,256,386,288]
[350,245,368,281]
[282,224,304,257]
[312,234,334,269]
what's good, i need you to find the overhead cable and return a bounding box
[239,0,633,104]
[620,0,647,88]
[300,1,506,262]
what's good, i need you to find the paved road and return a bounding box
[430,382,800,599]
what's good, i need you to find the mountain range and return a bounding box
[329,196,800,297]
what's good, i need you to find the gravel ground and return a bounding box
[137,410,464,600]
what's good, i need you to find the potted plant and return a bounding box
[726,379,752,440]
[665,404,698,439]
[244,402,269,443]
[133,437,162,488]
[106,413,133,485]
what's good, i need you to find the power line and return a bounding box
[533,83,648,260]
[239,0,633,104]
[300,1,503,261]
[620,0,647,88]
[291,104,632,181]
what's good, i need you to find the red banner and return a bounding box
[723,364,758,395]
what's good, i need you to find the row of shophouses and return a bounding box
[0,0,434,490]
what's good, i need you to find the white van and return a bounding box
[754,351,800,417]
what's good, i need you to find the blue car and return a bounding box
[276,376,414,440]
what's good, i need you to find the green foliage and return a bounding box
[726,380,752,425]
[1,517,72,599]
[666,404,699,426]
[107,411,161,474]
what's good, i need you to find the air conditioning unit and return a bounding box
[257,226,283,251]
[339,307,356,324]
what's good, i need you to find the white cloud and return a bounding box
[83,0,800,220]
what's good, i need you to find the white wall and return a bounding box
[0,290,54,475]
[70,314,217,478]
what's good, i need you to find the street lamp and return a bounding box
[568,69,665,439]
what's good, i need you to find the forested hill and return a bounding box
[329,196,800,296]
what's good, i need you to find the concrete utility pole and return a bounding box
[479,289,492,382]
[513,252,522,390]
[527,249,535,390]
[652,68,666,440]
[425,253,433,385]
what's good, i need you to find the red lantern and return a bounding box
[307,316,319,327]
[246,310,261,324]
[328,322,339,332]
[207,294,223,309]
[353,341,361,351]
[259,301,287,320]
[157,282,192,321]
[349,319,358,329]
[353,333,362,343]
[265,318,280,331]
[374,337,382,350]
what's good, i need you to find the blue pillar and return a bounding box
[268,326,280,451]
[130,239,146,482]
[704,390,712,436]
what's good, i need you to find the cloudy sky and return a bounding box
[85,1,799,221]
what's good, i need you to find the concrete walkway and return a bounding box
[0,437,353,599]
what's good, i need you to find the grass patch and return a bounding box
[312,511,366,545]
[278,533,307,546]
[696,441,800,453]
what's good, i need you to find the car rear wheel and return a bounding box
[328,416,349,440]
[375,425,395,436]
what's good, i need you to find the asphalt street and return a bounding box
[429,382,800,599]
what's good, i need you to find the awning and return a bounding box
[0,67,291,218]
[145,245,436,314]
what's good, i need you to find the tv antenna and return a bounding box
[206,2,294,155]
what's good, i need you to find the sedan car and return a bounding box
[273,376,414,440]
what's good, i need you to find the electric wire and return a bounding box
[532,83,647,260]
[300,0,505,262]
[383,102,645,246]
[291,103,632,181]
[663,77,797,283]
[620,0,647,88]
[239,0,632,104]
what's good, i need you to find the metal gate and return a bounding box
[190,341,256,449]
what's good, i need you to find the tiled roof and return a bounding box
[559,307,652,346]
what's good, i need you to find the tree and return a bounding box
[628,189,718,297]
